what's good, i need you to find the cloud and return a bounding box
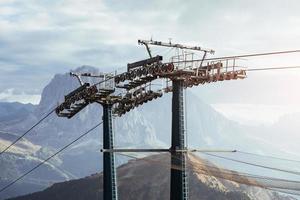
[1,0,300,107]
[0,88,41,104]
[211,103,300,125]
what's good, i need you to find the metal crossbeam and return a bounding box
[101,149,169,153]
[127,55,162,71]
[101,149,236,153]
[138,39,215,54]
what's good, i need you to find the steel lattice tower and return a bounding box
[102,104,118,200]
[170,80,188,200]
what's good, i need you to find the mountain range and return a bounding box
[0,66,299,199]
[6,154,295,200]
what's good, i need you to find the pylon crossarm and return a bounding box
[138,39,215,54]
[101,148,237,153]
[101,148,170,153]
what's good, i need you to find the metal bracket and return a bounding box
[70,72,84,86]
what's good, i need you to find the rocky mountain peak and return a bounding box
[37,66,101,113]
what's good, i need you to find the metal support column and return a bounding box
[102,104,118,200]
[170,80,188,200]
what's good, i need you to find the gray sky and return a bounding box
[1,0,300,123]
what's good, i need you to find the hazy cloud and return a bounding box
[1,0,300,108]
[0,88,40,104]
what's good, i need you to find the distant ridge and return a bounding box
[7,154,293,200]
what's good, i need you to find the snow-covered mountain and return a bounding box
[0,66,298,199]
[0,66,163,199]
